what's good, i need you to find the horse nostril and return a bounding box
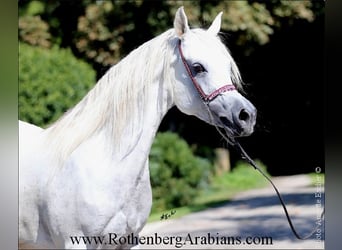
[239,109,250,122]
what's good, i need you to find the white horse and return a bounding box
[19,7,256,249]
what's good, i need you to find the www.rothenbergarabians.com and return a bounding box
[70,232,273,248]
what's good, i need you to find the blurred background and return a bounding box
[19,1,324,213]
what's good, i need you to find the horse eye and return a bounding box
[192,63,205,74]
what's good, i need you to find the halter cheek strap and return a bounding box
[178,40,236,103]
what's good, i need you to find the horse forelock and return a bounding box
[189,29,243,90]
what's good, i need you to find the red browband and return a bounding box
[178,40,236,103]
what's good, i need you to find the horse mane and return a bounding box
[45,29,177,165]
[44,28,243,167]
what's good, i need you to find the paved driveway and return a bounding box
[139,175,325,249]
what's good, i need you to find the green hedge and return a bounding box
[149,132,212,212]
[19,42,96,127]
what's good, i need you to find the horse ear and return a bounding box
[174,6,190,37]
[207,11,223,35]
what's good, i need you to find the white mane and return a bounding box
[44,28,242,166]
[45,29,177,164]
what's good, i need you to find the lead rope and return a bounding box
[204,103,325,240]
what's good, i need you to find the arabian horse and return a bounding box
[19,7,256,249]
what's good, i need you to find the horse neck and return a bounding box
[45,31,176,165]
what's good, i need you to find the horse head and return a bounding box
[172,7,256,137]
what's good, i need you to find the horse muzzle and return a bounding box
[209,93,257,137]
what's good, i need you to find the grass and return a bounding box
[308,172,325,186]
[147,160,270,222]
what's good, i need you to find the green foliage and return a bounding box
[19,15,52,48]
[25,0,45,16]
[213,1,313,45]
[19,42,96,127]
[18,1,322,74]
[148,159,270,221]
[212,160,269,191]
[76,1,122,66]
[308,172,325,186]
[74,1,171,67]
[149,132,212,212]
[73,1,317,66]
[19,0,45,16]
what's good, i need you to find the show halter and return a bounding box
[178,38,325,240]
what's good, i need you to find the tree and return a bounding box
[19,0,321,78]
